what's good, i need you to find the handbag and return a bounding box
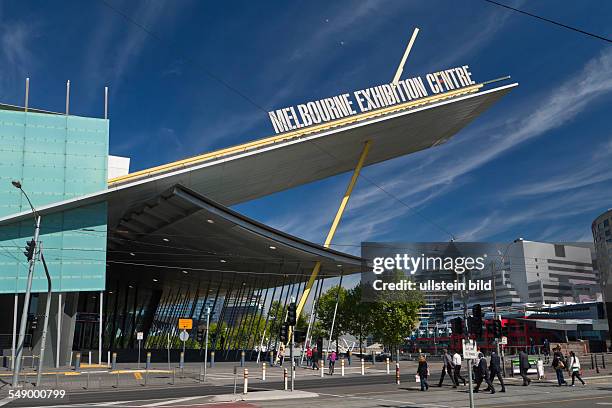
[415,374,421,383]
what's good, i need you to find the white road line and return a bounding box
[0,397,12,407]
[141,395,206,407]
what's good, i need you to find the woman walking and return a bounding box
[417,354,429,391]
[568,351,585,386]
[552,345,568,386]
[328,350,337,375]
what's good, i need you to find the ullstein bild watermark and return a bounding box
[369,253,491,292]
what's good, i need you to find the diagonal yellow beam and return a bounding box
[294,140,372,320]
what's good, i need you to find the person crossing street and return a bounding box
[452,351,467,386]
[489,350,506,392]
[438,349,458,388]
[474,353,495,394]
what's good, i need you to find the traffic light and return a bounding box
[279,322,289,343]
[196,329,205,343]
[451,317,463,335]
[472,304,483,336]
[24,239,36,261]
[493,320,502,339]
[294,330,306,343]
[287,302,297,326]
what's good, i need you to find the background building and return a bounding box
[592,208,612,349]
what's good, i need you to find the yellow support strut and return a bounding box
[294,140,372,320]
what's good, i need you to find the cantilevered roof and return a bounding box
[108,185,362,291]
[0,81,517,228]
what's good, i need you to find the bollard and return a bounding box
[88,350,92,365]
[179,352,184,370]
[320,360,324,377]
[262,362,266,381]
[361,358,365,375]
[74,352,81,370]
[269,351,274,367]
[146,352,151,370]
[284,368,288,390]
[107,351,111,368]
[591,354,595,369]
[293,360,296,379]
[341,358,345,376]
[243,368,248,394]
[111,352,117,371]
[595,355,600,373]
[241,350,246,367]
[386,357,390,374]
[602,354,606,369]
[210,351,215,368]
[395,363,400,385]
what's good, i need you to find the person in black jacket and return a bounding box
[438,349,458,388]
[474,353,495,394]
[519,349,531,386]
[417,354,429,391]
[487,350,506,392]
[552,346,568,386]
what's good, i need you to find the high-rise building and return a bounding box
[592,208,612,349]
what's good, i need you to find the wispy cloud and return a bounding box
[0,21,36,97]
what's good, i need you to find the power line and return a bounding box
[483,0,612,44]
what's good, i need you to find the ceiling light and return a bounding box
[220,259,227,263]
[163,238,169,242]
[207,219,214,224]
[337,264,342,267]
[269,246,276,250]
[129,252,135,256]
[128,285,133,288]
[182,270,188,274]
[152,278,158,282]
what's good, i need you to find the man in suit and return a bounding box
[519,349,532,386]
[474,352,495,394]
[438,349,458,388]
[487,350,506,392]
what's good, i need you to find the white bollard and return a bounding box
[107,351,111,368]
[320,360,324,377]
[292,360,296,379]
[243,368,248,394]
[262,362,266,381]
[341,358,345,376]
[386,357,390,374]
[361,358,365,375]
[284,368,288,390]
[89,350,92,365]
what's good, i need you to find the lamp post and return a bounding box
[11,181,41,388]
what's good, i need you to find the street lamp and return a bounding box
[11,181,42,388]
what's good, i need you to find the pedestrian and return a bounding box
[347,350,352,366]
[312,346,319,370]
[537,358,545,380]
[474,353,495,394]
[568,351,585,386]
[417,354,429,391]
[489,350,505,392]
[306,346,312,367]
[452,350,467,386]
[278,344,285,367]
[552,346,568,386]
[530,337,536,355]
[543,338,550,363]
[438,349,458,388]
[328,350,337,375]
[519,349,531,386]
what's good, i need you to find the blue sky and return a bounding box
[2,0,611,253]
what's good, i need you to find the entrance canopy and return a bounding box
[108,185,362,292]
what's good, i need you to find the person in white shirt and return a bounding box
[452,351,467,386]
[569,351,585,386]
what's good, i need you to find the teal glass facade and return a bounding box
[0,109,108,293]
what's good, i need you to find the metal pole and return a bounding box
[104,86,108,119]
[12,214,41,388]
[392,28,420,85]
[24,78,29,112]
[463,273,474,408]
[12,294,17,370]
[65,80,70,115]
[36,253,52,386]
[290,325,295,391]
[204,307,210,382]
[327,274,344,355]
[167,333,171,372]
[56,293,61,368]
[99,291,103,365]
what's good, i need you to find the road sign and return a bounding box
[136,331,144,340]
[500,336,508,345]
[178,318,193,330]
[462,339,478,360]
[179,330,189,342]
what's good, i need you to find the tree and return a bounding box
[315,285,348,350]
[343,285,375,353]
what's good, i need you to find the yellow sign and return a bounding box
[178,318,192,330]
